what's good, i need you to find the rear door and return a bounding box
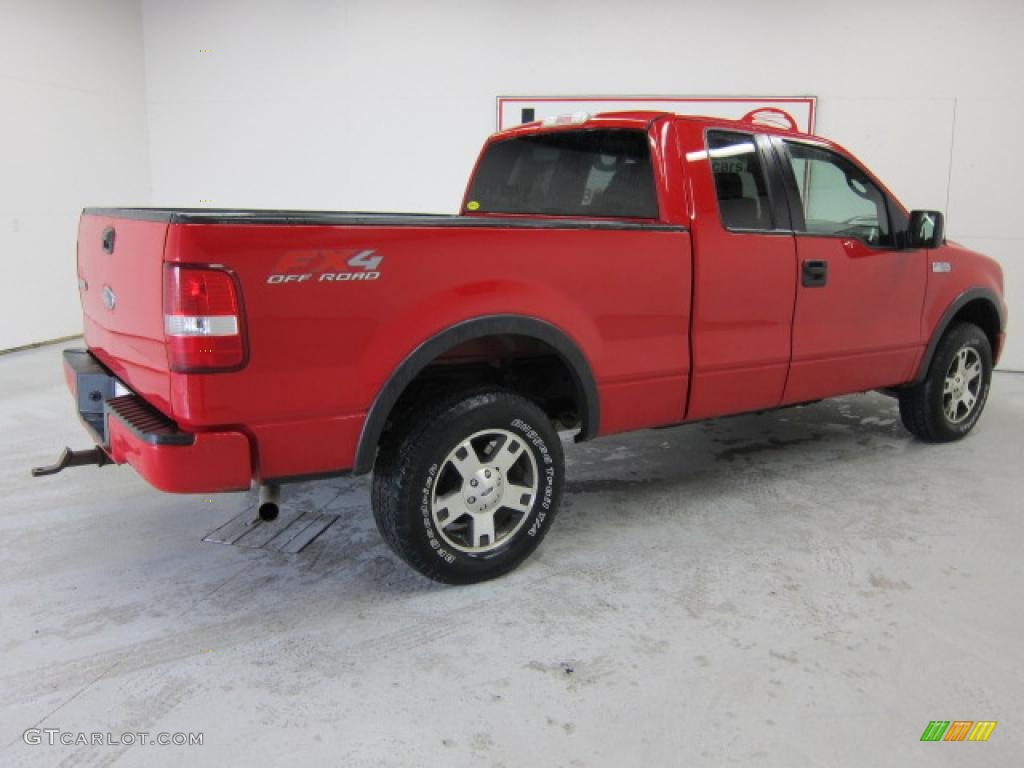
[678,122,798,419]
[772,140,925,403]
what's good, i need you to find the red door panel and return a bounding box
[777,137,927,403]
[785,237,925,402]
[676,122,798,420]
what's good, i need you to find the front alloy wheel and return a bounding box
[942,346,983,424]
[899,321,993,442]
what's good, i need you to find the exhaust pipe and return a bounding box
[258,483,280,521]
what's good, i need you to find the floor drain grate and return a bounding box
[203,507,337,554]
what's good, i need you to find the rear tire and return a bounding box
[898,322,992,442]
[371,389,564,584]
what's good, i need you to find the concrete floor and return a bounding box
[1,342,1022,767]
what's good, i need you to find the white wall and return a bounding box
[140,0,1022,368]
[0,0,150,351]
[6,0,1021,368]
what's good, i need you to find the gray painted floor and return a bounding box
[2,342,1022,767]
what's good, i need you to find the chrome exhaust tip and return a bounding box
[257,483,280,521]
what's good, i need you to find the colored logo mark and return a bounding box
[920,721,997,742]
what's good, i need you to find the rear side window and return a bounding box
[465,129,658,219]
[707,131,774,231]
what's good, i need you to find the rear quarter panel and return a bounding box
[164,223,692,479]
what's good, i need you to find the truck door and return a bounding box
[677,123,798,420]
[772,139,926,403]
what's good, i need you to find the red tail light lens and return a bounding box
[163,265,246,372]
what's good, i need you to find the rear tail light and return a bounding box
[163,265,246,372]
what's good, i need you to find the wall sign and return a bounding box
[497,96,816,134]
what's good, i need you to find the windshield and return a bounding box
[465,129,658,219]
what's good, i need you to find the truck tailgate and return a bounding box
[77,214,172,415]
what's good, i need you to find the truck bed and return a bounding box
[77,206,693,483]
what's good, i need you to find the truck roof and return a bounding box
[493,110,815,141]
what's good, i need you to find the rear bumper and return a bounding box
[64,349,252,493]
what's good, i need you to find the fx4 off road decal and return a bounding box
[266,248,383,284]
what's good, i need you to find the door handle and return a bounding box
[802,259,828,287]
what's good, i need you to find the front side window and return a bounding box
[707,131,774,230]
[783,141,891,246]
[465,129,658,219]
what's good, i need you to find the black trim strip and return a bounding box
[769,136,808,233]
[759,134,795,232]
[82,207,686,232]
[352,315,600,475]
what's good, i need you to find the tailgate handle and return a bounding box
[101,226,116,254]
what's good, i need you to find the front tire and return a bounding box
[371,390,564,584]
[898,321,992,442]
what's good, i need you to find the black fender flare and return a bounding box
[911,287,1006,385]
[352,315,600,474]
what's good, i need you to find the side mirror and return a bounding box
[908,210,945,249]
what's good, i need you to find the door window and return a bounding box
[783,141,892,246]
[707,131,774,231]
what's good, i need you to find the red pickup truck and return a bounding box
[36,111,1007,583]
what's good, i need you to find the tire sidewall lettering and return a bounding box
[420,462,455,563]
[508,418,556,531]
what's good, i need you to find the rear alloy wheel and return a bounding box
[371,390,564,584]
[430,428,540,554]
[899,322,992,442]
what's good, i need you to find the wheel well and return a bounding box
[952,298,1000,355]
[381,334,582,445]
[352,316,600,475]
[912,292,1004,385]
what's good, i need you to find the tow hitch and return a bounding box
[31,446,110,477]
